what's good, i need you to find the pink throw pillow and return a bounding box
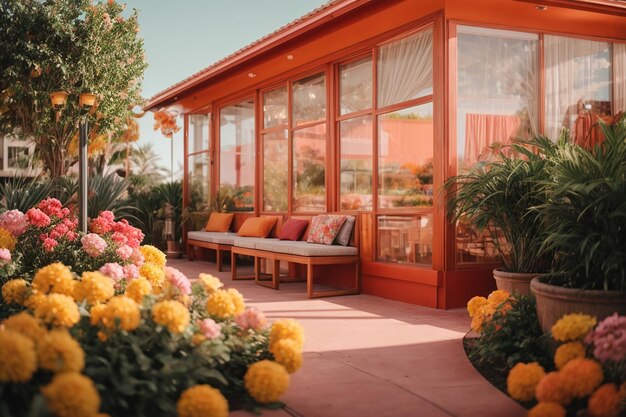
[277,218,309,241]
[307,215,347,245]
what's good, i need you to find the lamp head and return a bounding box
[50,91,68,109]
[79,93,97,111]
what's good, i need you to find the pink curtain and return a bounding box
[464,114,521,165]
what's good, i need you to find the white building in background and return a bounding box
[0,135,39,178]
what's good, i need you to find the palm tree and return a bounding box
[128,143,168,191]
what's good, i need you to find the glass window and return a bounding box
[188,114,209,154]
[457,26,539,171]
[340,57,372,115]
[378,103,433,209]
[263,130,288,212]
[292,73,326,126]
[293,124,326,212]
[263,86,288,129]
[340,115,373,211]
[544,35,612,143]
[188,152,210,210]
[377,28,433,108]
[219,100,255,210]
[7,146,30,168]
[377,214,433,265]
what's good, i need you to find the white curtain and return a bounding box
[377,28,432,108]
[544,35,611,141]
[614,43,626,114]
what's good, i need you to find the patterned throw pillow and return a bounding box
[306,215,347,245]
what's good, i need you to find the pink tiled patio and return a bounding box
[168,258,526,417]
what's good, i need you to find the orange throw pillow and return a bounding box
[205,212,234,232]
[236,216,278,238]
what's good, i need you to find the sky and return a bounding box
[125,0,329,179]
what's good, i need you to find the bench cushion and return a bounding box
[188,231,237,244]
[233,237,270,249]
[251,239,357,257]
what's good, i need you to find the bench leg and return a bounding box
[231,252,237,280]
[187,244,195,261]
[306,263,314,298]
[272,259,280,290]
[216,248,223,272]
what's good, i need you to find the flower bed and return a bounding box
[466,290,625,417]
[0,199,303,417]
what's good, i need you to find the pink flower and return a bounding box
[81,233,107,257]
[49,223,69,240]
[165,266,191,295]
[43,237,58,252]
[0,210,28,236]
[198,319,222,340]
[111,232,128,246]
[116,245,133,260]
[586,313,626,363]
[99,262,125,281]
[235,307,267,331]
[66,231,79,241]
[130,248,144,267]
[112,219,144,248]
[123,264,139,280]
[26,208,51,227]
[0,248,11,263]
[90,210,115,234]
[37,198,65,218]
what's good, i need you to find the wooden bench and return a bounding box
[231,214,360,298]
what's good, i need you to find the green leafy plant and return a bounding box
[0,176,53,212]
[534,113,626,291]
[88,173,137,221]
[444,140,555,273]
[156,181,183,242]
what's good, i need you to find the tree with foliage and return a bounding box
[0,0,147,177]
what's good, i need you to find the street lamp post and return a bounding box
[50,91,96,233]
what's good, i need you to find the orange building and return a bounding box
[146,0,626,308]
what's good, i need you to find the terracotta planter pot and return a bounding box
[530,277,626,334]
[493,269,543,296]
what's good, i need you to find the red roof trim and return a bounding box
[144,0,369,110]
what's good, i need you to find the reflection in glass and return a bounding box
[188,152,210,210]
[263,86,288,129]
[293,124,326,212]
[188,114,209,154]
[378,28,433,108]
[377,215,433,265]
[263,130,288,212]
[340,116,373,210]
[457,26,539,171]
[292,73,326,126]
[340,57,372,115]
[378,103,433,209]
[219,100,255,210]
[544,35,612,144]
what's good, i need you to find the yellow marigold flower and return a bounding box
[198,273,223,294]
[506,362,545,402]
[3,312,46,341]
[124,277,152,303]
[90,303,107,326]
[24,290,46,310]
[101,296,140,331]
[527,402,566,417]
[42,373,101,417]
[470,302,496,333]
[206,290,236,318]
[35,294,80,327]
[560,357,603,398]
[192,333,207,346]
[152,300,190,333]
[32,262,75,296]
[551,313,597,342]
[139,262,165,289]
[0,227,16,251]
[76,271,114,305]
[270,338,303,374]
[2,279,28,305]
[38,328,84,373]
[0,329,37,382]
[535,372,572,406]
[244,360,289,404]
[140,245,166,267]
[588,383,622,417]
[270,319,305,351]
[487,289,510,306]
[176,384,228,417]
[467,296,488,318]
[228,288,245,315]
[554,341,585,370]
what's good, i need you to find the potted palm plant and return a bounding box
[530,113,626,332]
[445,140,554,295]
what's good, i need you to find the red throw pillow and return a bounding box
[277,218,309,241]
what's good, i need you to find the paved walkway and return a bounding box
[169,258,526,417]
